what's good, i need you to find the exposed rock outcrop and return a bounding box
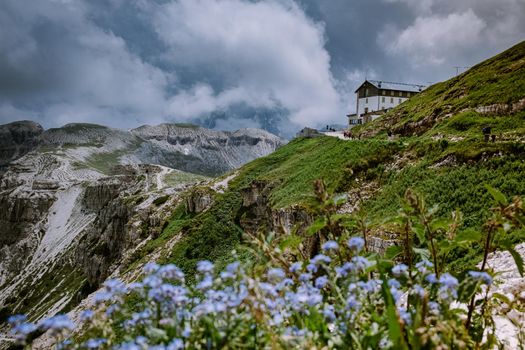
[0,121,43,168]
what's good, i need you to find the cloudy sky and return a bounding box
[0,0,524,137]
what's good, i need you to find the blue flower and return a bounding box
[104,278,124,291]
[11,322,37,336]
[94,291,113,304]
[167,339,184,350]
[197,260,215,274]
[323,304,336,322]
[117,342,142,350]
[143,262,160,275]
[322,240,339,252]
[267,268,286,282]
[85,338,107,349]
[315,276,328,289]
[311,254,332,265]
[196,275,214,290]
[425,273,438,284]
[392,264,408,277]
[299,272,313,282]
[347,237,365,253]
[413,284,425,299]
[220,262,240,279]
[428,301,440,314]
[306,263,318,273]
[106,304,121,316]
[143,275,163,289]
[416,260,433,275]
[398,308,412,325]
[290,262,302,273]
[80,310,94,322]
[468,271,493,285]
[439,273,458,288]
[388,279,403,303]
[7,315,27,325]
[346,295,362,312]
[438,273,459,300]
[335,262,353,277]
[351,256,371,273]
[39,314,75,333]
[387,278,401,289]
[357,279,381,294]
[158,264,185,281]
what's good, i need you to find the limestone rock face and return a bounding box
[238,180,317,256]
[0,121,43,167]
[185,188,214,214]
[76,177,135,286]
[131,124,284,176]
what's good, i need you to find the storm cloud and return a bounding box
[0,0,523,137]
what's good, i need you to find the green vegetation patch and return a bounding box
[166,190,244,278]
[363,156,525,228]
[125,204,195,272]
[164,170,208,187]
[234,136,400,208]
[173,123,200,129]
[83,150,128,175]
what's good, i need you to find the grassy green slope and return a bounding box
[137,41,525,275]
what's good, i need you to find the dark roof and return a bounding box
[354,80,425,93]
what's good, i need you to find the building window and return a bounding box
[391,90,394,96]
[398,91,402,97]
[382,90,385,96]
[399,98,402,103]
[365,98,368,104]
[365,88,369,96]
[382,97,385,103]
[407,92,411,97]
[364,107,369,114]
[390,97,394,103]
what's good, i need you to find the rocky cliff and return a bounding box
[0,121,43,169]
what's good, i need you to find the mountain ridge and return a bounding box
[0,121,284,176]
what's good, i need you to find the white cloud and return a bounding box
[379,0,525,73]
[153,0,344,127]
[380,9,486,67]
[0,0,170,129]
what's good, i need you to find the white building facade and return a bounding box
[348,80,424,126]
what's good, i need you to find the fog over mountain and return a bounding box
[0,0,524,137]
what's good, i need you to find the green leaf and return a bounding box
[485,184,508,206]
[413,247,430,261]
[507,247,524,277]
[306,217,327,236]
[492,292,512,305]
[430,218,449,232]
[146,327,168,342]
[457,279,479,303]
[279,235,303,251]
[385,245,403,260]
[412,223,426,243]
[455,229,481,243]
[332,194,348,206]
